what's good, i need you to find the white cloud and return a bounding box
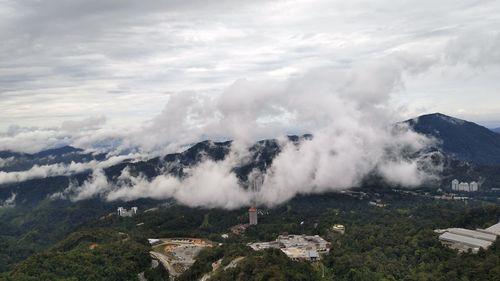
[0,157,14,168]
[1,0,498,208]
[1,0,500,130]
[0,193,16,208]
[0,154,139,185]
[59,62,441,208]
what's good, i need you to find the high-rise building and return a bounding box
[459,182,470,191]
[470,182,479,192]
[117,206,138,217]
[452,179,479,192]
[249,207,258,225]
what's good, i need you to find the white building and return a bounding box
[452,179,479,192]
[459,182,470,191]
[117,206,138,217]
[436,221,500,253]
[332,224,345,235]
[470,182,479,192]
[249,234,331,261]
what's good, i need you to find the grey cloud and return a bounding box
[0,193,16,208]
[61,116,106,132]
[446,31,500,67]
[2,0,500,130]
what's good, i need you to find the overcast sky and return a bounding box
[1,0,500,133]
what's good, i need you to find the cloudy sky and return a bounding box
[1,0,500,134]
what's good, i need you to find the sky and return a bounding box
[1,0,500,133]
[3,0,499,207]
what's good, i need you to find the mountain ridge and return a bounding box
[405,113,500,165]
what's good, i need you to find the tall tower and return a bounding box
[249,207,258,225]
[248,170,263,226]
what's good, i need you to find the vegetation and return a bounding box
[177,244,319,281]
[1,228,151,281]
[0,188,499,281]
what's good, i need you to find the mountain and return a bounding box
[491,127,500,134]
[0,145,106,172]
[405,113,500,165]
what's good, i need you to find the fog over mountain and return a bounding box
[0,63,442,209]
[1,0,500,209]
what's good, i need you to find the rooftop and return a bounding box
[485,222,500,236]
[439,232,492,249]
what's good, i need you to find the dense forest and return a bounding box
[1,189,499,280]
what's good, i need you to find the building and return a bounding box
[435,221,500,253]
[470,181,479,192]
[451,179,479,192]
[369,201,387,208]
[459,182,470,192]
[332,224,345,235]
[249,207,258,225]
[249,234,331,261]
[230,224,249,235]
[117,206,138,217]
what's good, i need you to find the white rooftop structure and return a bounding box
[117,206,138,217]
[484,221,500,236]
[436,221,500,253]
[439,232,492,252]
[332,224,345,234]
[248,234,330,261]
[445,228,496,242]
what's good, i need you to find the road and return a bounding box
[150,251,180,280]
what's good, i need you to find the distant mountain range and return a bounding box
[2,113,500,207]
[0,145,106,172]
[491,127,500,134]
[405,113,500,165]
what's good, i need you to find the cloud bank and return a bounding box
[0,154,139,185]
[46,61,441,208]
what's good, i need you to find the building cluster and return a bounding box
[451,179,479,192]
[117,206,138,217]
[435,221,500,253]
[249,234,331,262]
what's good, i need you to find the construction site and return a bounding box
[149,238,213,278]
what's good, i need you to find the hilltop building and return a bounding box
[249,234,331,262]
[451,179,479,192]
[332,224,345,235]
[435,221,500,253]
[230,224,249,235]
[249,207,258,225]
[117,206,138,217]
[459,182,470,191]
